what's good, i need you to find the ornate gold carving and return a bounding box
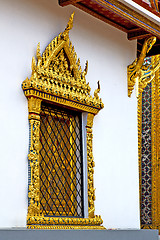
[86,113,95,218]
[137,86,142,226]
[24,89,101,115]
[148,55,160,230]
[128,36,157,98]
[27,215,103,226]
[28,97,41,120]
[87,113,94,128]
[22,13,104,113]
[28,119,41,216]
[27,97,42,217]
[28,224,105,230]
[28,97,41,114]
[28,225,105,229]
[149,56,159,229]
[23,13,104,229]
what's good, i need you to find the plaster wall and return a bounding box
[0,0,138,229]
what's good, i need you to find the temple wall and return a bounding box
[0,0,139,229]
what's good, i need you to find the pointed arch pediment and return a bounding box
[22,13,103,114]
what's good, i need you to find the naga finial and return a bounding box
[127,36,156,97]
[84,60,88,75]
[65,12,75,31]
[82,60,88,79]
[94,81,100,99]
[137,36,156,68]
[62,12,75,39]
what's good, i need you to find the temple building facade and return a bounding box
[0,0,160,233]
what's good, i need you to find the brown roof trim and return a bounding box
[59,0,160,40]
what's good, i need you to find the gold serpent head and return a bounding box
[146,36,156,54]
[128,36,157,97]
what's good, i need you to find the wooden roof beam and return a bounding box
[59,0,81,7]
[127,28,151,40]
[73,2,127,33]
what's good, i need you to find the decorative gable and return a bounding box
[22,13,103,114]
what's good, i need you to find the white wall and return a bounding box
[0,0,138,229]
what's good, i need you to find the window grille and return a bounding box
[39,102,84,217]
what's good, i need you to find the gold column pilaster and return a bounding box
[156,56,160,230]
[151,55,160,230]
[138,55,160,230]
[86,113,95,218]
[27,97,42,220]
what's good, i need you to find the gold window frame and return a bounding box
[22,13,104,229]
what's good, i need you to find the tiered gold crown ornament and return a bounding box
[22,13,105,229]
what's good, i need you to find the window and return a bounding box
[22,13,104,229]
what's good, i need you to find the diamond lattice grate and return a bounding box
[39,102,84,217]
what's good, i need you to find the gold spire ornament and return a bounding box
[22,13,104,230]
